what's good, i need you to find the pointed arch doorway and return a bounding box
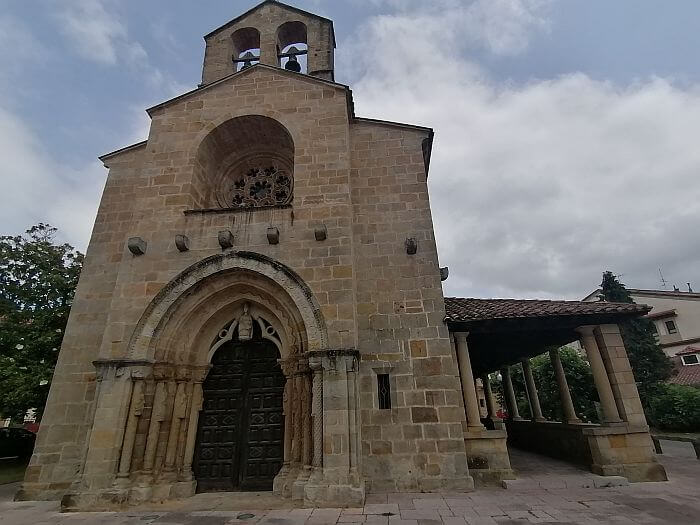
[193,319,286,492]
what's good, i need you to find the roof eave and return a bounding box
[146,63,350,116]
[98,140,148,164]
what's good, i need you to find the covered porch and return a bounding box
[444,297,668,485]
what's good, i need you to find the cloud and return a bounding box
[0,106,105,250]
[0,15,48,92]
[347,0,552,56]
[344,2,700,299]
[51,0,188,98]
[54,0,127,65]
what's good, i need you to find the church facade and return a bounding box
[18,1,665,511]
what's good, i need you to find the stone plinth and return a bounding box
[464,429,514,486]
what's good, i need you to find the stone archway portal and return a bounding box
[193,324,285,492]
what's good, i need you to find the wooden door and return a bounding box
[194,336,285,492]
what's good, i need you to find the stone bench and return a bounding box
[651,434,700,459]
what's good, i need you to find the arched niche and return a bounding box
[125,251,328,365]
[232,27,260,71]
[193,115,295,209]
[277,21,308,73]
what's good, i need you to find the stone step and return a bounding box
[502,475,629,490]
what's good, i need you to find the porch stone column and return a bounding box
[454,332,486,430]
[549,349,581,424]
[577,326,622,424]
[521,359,545,422]
[594,324,648,427]
[481,374,499,421]
[501,367,522,421]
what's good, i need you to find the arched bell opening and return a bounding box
[277,21,308,74]
[232,27,261,71]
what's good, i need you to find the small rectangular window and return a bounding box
[682,354,699,366]
[377,374,391,410]
[665,320,678,334]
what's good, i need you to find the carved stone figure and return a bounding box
[238,303,253,341]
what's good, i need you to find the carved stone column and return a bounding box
[302,370,312,469]
[522,359,545,422]
[309,356,323,483]
[163,379,188,477]
[292,360,311,501]
[453,332,486,430]
[275,358,298,497]
[577,326,622,424]
[549,348,581,424]
[292,370,303,467]
[141,379,168,482]
[181,367,209,482]
[115,378,145,486]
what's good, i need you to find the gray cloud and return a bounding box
[342,1,700,299]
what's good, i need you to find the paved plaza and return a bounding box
[1,445,697,525]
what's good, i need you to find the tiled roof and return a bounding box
[670,358,700,386]
[444,297,650,323]
[677,346,700,356]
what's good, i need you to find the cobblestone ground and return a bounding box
[1,445,697,525]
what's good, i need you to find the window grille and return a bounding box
[377,374,391,410]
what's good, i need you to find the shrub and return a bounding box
[646,384,700,432]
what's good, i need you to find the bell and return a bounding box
[285,55,301,72]
[284,46,302,72]
[240,51,256,70]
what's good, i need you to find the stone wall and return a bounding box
[350,122,472,492]
[18,145,146,501]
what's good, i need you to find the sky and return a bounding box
[2,0,700,300]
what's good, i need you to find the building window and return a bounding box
[681,354,699,366]
[377,374,391,410]
[665,320,678,334]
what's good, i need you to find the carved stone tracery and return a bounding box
[215,153,294,209]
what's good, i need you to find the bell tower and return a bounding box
[201,0,336,85]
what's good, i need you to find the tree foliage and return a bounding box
[646,383,700,432]
[494,347,600,423]
[0,224,83,421]
[600,271,672,404]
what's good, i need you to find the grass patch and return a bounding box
[0,460,28,485]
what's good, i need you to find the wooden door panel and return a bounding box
[194,334,285,493]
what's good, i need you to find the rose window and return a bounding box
[216,159,294,209]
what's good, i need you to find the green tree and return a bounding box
[0,224,83,422]
[600,271,672,405]
[496,347,600,423]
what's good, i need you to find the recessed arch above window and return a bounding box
[232,27,260,71]
[194,115,295,210]
[277,21,308,73]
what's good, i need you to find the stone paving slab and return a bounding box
[1,455,698,524]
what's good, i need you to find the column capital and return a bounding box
[575,325,596,336]
[453,331,470,343]
[308,356,323,371]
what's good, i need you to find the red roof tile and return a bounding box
[677,346,700,356]
[444,297,650,322]
[670,358,700,386]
